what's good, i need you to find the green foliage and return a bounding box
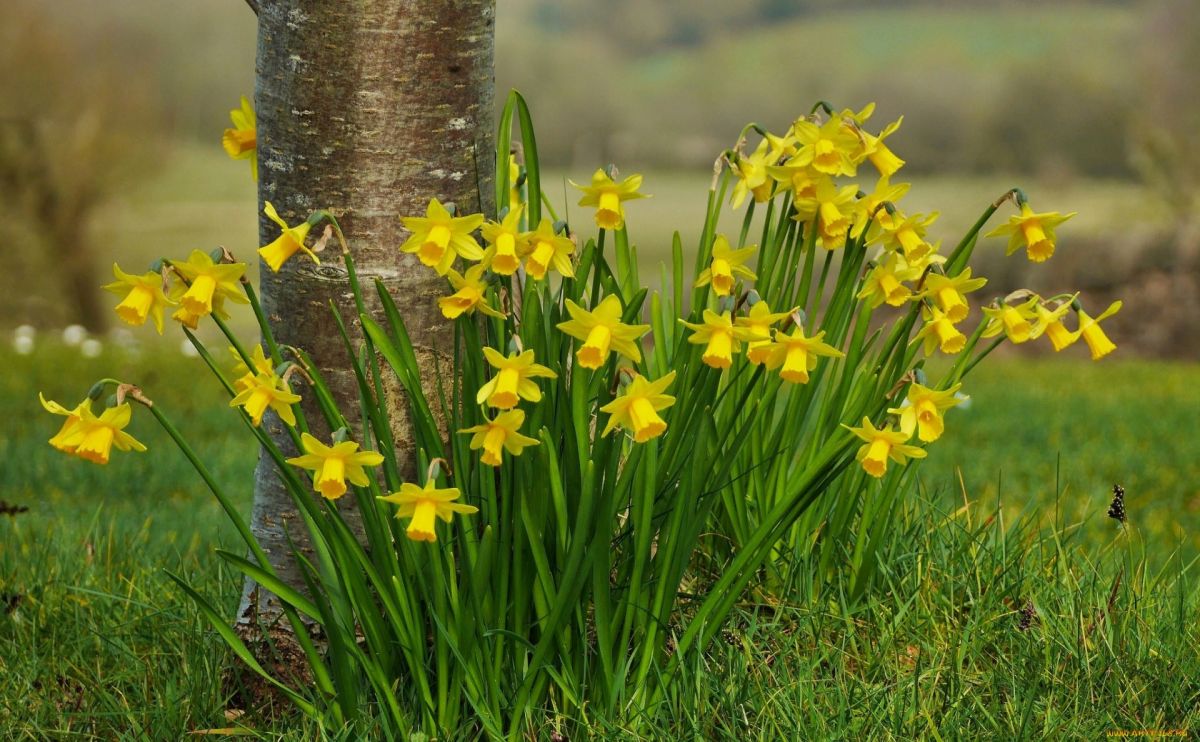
[4,345,1198,736]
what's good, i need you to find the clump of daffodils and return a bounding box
[36,93,1127,733]
[46,98,1120,497]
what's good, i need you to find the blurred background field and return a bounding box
[2,0,1199,734]
[4,0,1198,352]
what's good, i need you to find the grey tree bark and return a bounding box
[238,0,496,646]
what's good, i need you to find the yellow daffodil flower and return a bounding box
[571,169,647,230]
[860,117,905,177]
[460,409,539,466]
[681,309,754,369]
[439,264,506,320]
[763,325,845,384]
[378,480,478,543]
[982,296,1039,344]
[985,202,1076,263]
[43,398,146,465]
[694,235,757,296]
[103,264,173,334]
[851,175,910,239]
[878,211,939,262]
[1076,300,1121,361]
[229,371,301,427]
[1030,300,1078,352]
[399,198,485,276]
[790,116,860,177]
[523,218,576,280]
[735,301,796,364]
[70,404,148,465]
[259,202,320,273]
[285,432,385,500]
[915,306,967,356]
[845,416,926,478]
[480,206,527,276]
[172,291,230,330]
[170,250,249,322]
[888,382,964,443]
[39,394,90,454]
[766,159,821,202]
[921,268,987,323]
[222,95,257,180]
[231,345,274,393]
[507,153,522,213]
[793,178,859,251]
[764,129,800,161]
[557,295,650,369]
[730,138,776,209]
[858,253,921,308]
[600,371,676,443]
[476,347,557,409]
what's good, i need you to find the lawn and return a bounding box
[3,338,1198,737]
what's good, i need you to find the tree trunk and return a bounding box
[238,0,495,646]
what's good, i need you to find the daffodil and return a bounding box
[1030,300,1078,352]
[523,218,575,280]
[39,394,90,453]
[285,432,385,500]
[859,117,905,177]
[735,301,795,364]
[229,371,301,427]
[600,371,676,443]
[845,416,926,478]
[888,382,964,443]
[438,265,505,320]
[506,153,522,213]
[476,347,557,409]
[43,397,146,465]
[170,250,249,321]
[982,296,1039,344]
[766,159,821,202]
[790,116,860,176]
[222,95,257,180]
[571,169,647,230]
[378,480,478,542]
[399,198,485,275]
[460,409,539,466]
[557,295,650,369]
[921,268,987,323]
[694,235,757,296]
[103,264,173,334]
[259,202,320,273]
[851,175,910,239]
[858,254,921,308]
[914,306,967,356]
[878,211,939,262]
[480,206,527,275]
[730,138,776,208]
[1076,300,1121,361]
[231,345,274,393]
[763,325,844,384]
[681,309,753,369]
[985,202,1076,263]
[793,178,859,250]
[171,291,230,330]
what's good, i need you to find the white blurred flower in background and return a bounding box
[80,338,103,358]
[61,324,87,346]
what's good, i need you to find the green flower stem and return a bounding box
[242,279,283,368]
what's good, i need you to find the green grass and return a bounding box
[2,342,1197,737]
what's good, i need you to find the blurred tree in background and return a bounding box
[1134,0,1200,232]
[0,1,166,332]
